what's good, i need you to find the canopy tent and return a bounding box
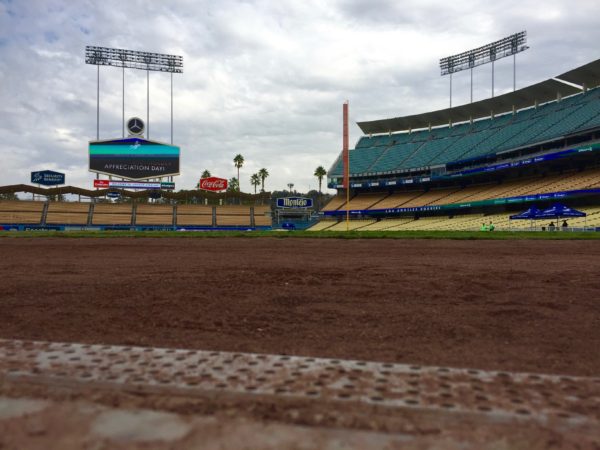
[539,203,587,229]
[509,203,587,230]
[509,205,543,230]
[538,203,587,219]
[509,206,543,220]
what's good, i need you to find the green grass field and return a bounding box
[2,230,600,240]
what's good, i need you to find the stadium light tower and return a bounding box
[440,31,529,107]
[85,46,183,142]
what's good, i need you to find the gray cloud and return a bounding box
[1,0,600,193]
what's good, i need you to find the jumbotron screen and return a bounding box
[89,138,180,180]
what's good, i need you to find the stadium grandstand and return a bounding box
[0,201,271,231]
[312,58,600,231]
[0,183,272,231]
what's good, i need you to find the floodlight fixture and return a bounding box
[440,32,527,76]
[439,32,529,106]
[85,46,183,73]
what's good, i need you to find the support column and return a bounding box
[470,67,473,103]
[492,61,495,98]
[513,53,516,92]
[122,66,125,138]
[96,65,100,140]
[96,65,100,185]
[147,70,150,139]
[171,72,173,145]
[449,73,453,108]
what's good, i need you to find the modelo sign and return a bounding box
[277,197,313,208]
[89,137,180,180]
[199,177,227,192]
[31,170,65,186]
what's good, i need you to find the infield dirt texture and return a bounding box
[1,237,599,376]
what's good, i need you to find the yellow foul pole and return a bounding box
[343,101,349,231]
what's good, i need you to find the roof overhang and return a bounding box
[357,59,600,135]
[555,58,600,89]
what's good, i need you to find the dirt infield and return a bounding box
[1,237,599,376]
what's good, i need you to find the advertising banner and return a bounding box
[89,137,180,180]
[199,177,227,191]
[93,180,175,190]
[31,170,65,186]
[276,197,313,208]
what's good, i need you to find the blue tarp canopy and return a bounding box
[538,203,586,218]
[510,204,586,220]
[509,206,543,220]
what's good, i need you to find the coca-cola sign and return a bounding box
[199,177,227,192]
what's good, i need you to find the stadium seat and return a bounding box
[0,201,45,224]
[328,87,600,177]
[92,203,133,225]
[135,214,173,226]
[322,195,347,211]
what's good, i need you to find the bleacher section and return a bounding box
[343,192,388,210]
[325,219,375,231]
[359,218,413,231]
[253,205,272,226]
[313,166,600,232]
[370,192,421,209]
[215,205,252,227]
[313,207,600,232]
[136,215,173,226]
[135,204,174,226]
[322,168,600,211]
[306,219,336,231]
[400,188,458,208]
[0,201,44,224]
[322,195,347,211]
[329,88,600,178]
[176,204,213,226]
[93,203,133,225]
[46,202,90,225]
[0,202,272,228]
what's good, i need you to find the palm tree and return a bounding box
[227,177,239,192]
[201,169,211,179]
[258,168,269,192]
[250,173,260,194]
[287,183,294,193]
[233,154,244,192]
[314,166,327,194]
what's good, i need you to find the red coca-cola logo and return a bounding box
[199,177,227,191]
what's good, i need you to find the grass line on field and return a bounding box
[2,230,600,240]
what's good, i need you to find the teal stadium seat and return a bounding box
[401,135,462,168]
[368,142,422,173]
[327,87,600,179]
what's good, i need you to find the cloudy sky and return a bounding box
[1,0,600,193]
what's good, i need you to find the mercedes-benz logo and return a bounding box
[127,117,145,136]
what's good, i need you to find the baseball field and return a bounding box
[1,235,600,375]
[1,233,599,447]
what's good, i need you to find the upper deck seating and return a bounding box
[328,88,600,178]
